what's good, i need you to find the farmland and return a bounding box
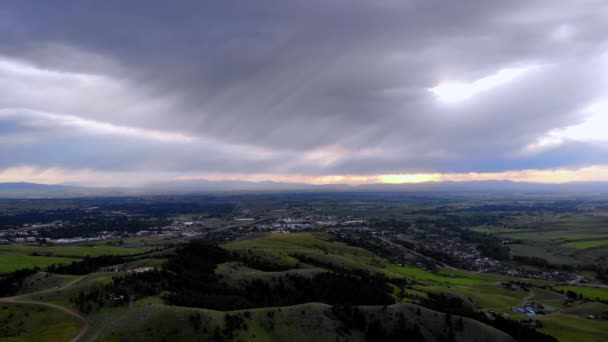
[476,214,608,267]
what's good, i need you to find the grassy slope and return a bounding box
[538,313,608,342]
[0,302,79,342]
[17,272,80,295]
[216,261,325,287]
[95,302,515,342]
[21,272,115,306]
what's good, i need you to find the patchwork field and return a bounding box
[477,215,608,266]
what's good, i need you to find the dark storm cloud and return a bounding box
[0,0,607,180]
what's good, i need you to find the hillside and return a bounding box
[93,302,514,342]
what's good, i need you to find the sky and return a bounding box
[1,0,608,187]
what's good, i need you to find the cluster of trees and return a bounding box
[234,251,292,272]
[237,272,394,309]
[332,232,405,262]
[513,255,552,268]
[461,230,510,260]
[485,314,556,342]
[109,270,169,304]
[591,261,608,284]
[72,288,104,314]
[555,288,608,304]
[39,216,166,239]
[331,305,427,341]
[0,209,80,227]
[0,268,38,296]
[69,271,169,313]
[96,197,236,217]
[95,240,394,311]
[47,255,127,275]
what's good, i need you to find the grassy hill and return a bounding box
[92,302,514,342]
[2,232,606,341]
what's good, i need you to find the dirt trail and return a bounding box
[0,275,89,341]
[0,296,89,342]
[521,289,535,304]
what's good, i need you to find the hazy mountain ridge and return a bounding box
[2,180,608,198]
[0,182,136,198]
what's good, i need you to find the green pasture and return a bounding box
[553,286,608,301]
[0,251,78,274]
[562,240,608,249]
[0,244,154,258]
[539,313,608,342]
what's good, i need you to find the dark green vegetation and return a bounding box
[148,240,394,310]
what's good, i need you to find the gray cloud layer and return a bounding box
[1,0,608,182]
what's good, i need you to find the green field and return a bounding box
[0,243,155,274]
[472,226,520,234]
[539,313,608,342]
[562,240,608,249]
[553,286,608,301]
[509,244,580,265]
[0,244,154,258]
[0,251,78,274]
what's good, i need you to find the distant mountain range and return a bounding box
[0,182,137,198]
[2,180,608,198]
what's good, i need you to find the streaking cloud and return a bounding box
[0,108,194,143]
[429,66,538,103]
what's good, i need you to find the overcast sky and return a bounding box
[1,0,608,186]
